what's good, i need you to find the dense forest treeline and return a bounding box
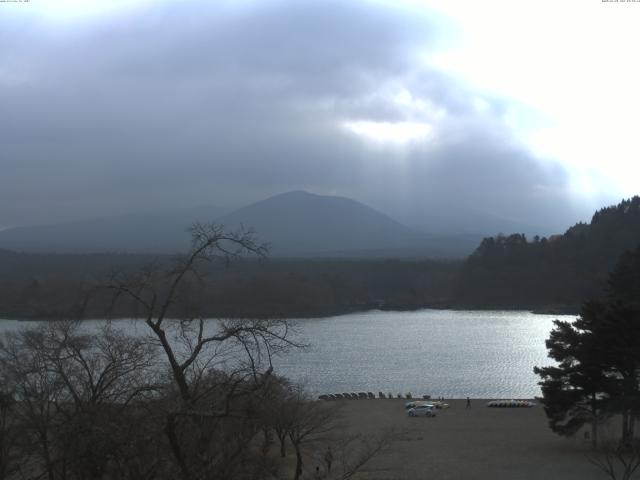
[0,250,459,319]
[2,196,640,319]
[455,196,640,311]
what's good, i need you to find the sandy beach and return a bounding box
[317,398,606,480]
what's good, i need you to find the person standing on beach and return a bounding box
[466,397,471,409]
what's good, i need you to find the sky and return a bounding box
[1,0,639,234]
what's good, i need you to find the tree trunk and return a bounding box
[164,413,192,480]
[293,444,303,480]
[621,409,635,447]
[261,428,272,456]
[148,322,191,405]
[39,431,56,480]
[591,393,599,449]
[278,434,286,458]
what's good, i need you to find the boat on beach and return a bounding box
[486,399,536,408]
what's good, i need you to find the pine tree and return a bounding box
[535,245,640,447]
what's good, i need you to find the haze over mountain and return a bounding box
[218,191,483,257]
[0,191,483,257]
[406,203,549,238]
[0,206,229,254]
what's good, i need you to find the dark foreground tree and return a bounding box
[0,320,159,480]
[533,301,612,448]
[106,223,302,480]
[285,389,337,480]
[535,245,640,449]
[1,223,391,480]
[0,390,18,480]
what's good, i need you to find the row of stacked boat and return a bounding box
[319,392,376,400]
[318,395,536,407]
[486,399,536,408]
[318,392,431,400]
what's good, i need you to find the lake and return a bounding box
[0,309,574,398]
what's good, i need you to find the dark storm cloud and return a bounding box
[0,0,586,232]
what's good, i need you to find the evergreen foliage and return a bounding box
[535,245,640,447]
[457,196,640,311]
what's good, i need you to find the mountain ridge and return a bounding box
[217,191,427,256]
[0,190,481,257]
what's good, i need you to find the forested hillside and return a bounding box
[0,253,459,320]
[455,196,640,311]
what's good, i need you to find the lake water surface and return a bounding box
[0,309,574,398]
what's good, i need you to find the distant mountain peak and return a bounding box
[0,191,480,258]
[274,190,317,198]
[255,190,354,204]
[215,191,427,256]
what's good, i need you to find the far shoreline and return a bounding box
[0,304,579,322]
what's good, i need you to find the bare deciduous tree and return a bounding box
[106,223,301,480]
[0,224,390,480]
[0,390,18,480]
[0,320,158,480]
[285,389,339,480]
